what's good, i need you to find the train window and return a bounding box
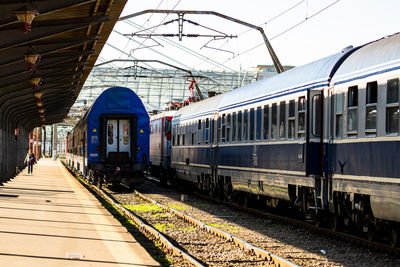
[226,114,231,142]
[335,93,344,138]
[366,81,378,134]
[288,100,295,139]
[107,124,114,145]
[386,78,399,134]
[347,86,358,135]
[198,121,202,145]
[271,103,277,139]
[263,105,269,140]
[279,101,286,139]
[232,113,236,142]
[237,111,242,141]
[312,95,322,137]
[177,134,180,146]
[256,107,261,140]
[191,131,195,145]
[298,96,306,139]
[243,110,248,141]
[205,118,209,144]
[217,116,221,142]
[191,124,194,146]
[250,108,255,141]
[221,114,226,142]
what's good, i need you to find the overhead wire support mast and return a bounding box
[95,59,205,100]
[119,10,285,73]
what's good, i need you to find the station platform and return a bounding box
[0,158,159,266]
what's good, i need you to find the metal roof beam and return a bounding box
[0,16,108,51]
[0,0,96,28]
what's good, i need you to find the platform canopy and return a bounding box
[0,0,127,129]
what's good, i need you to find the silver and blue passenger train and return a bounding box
[167,33,400,244]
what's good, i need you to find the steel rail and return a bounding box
[62,163,205,267]
[135,189,299,267]
[147,175,400,256]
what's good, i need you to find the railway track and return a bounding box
[103,185,297,266]
[142,175,400,266]
[64,163,297,266]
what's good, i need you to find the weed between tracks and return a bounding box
[124,203,163,213]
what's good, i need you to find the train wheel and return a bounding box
[388,227,399,247]
[330,214,341,232]
[223,177,233,201]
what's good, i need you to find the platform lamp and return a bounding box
[36,101,43,108]
[25,46,40,70]
[13,5,39,34]
[34,91,43,100]
[38,108,44,114]
[31,76,42,90]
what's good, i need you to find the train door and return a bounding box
[307,89,323,176]
[106,119,131,159]
[209,114,218,182]
[307,89,326,209]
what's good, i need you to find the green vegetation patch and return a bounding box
[178,226,197,232]
[168,203,189,211]
[197,203,209,208]
[124,203,164,213]
[151,213,172,218]
[154,223,175,233]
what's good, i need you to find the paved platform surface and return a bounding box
[0,158,159,266]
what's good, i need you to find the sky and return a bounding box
[98,0,400,72]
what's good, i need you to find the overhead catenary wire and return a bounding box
[194,0,308,69]
[117,0,165,60]
[122,19,236,72]
[216,0,341,68]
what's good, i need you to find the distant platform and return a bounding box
[0,158,159,266]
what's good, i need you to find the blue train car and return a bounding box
[67,86,149,188]
[169,33,400,244]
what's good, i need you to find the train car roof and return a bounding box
[150,110,177,121]
[172,93,225,123]
[218,50,356,112]
[331,32,400,85]
[73,86,148,130]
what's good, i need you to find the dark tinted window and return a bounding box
[271,103,277,139]
[256,107,261,140]
[250,108,255,141]
[263,105,269,140]
[279,101,286,139]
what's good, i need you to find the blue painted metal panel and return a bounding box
[218,144,306,172]
[332,141,400,178]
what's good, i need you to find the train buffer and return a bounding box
[0,158,159,266]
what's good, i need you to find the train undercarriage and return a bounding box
[171,170,400,247]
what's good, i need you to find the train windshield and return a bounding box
[106,119,131,158]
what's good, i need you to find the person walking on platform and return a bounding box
[25,153,36,174]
